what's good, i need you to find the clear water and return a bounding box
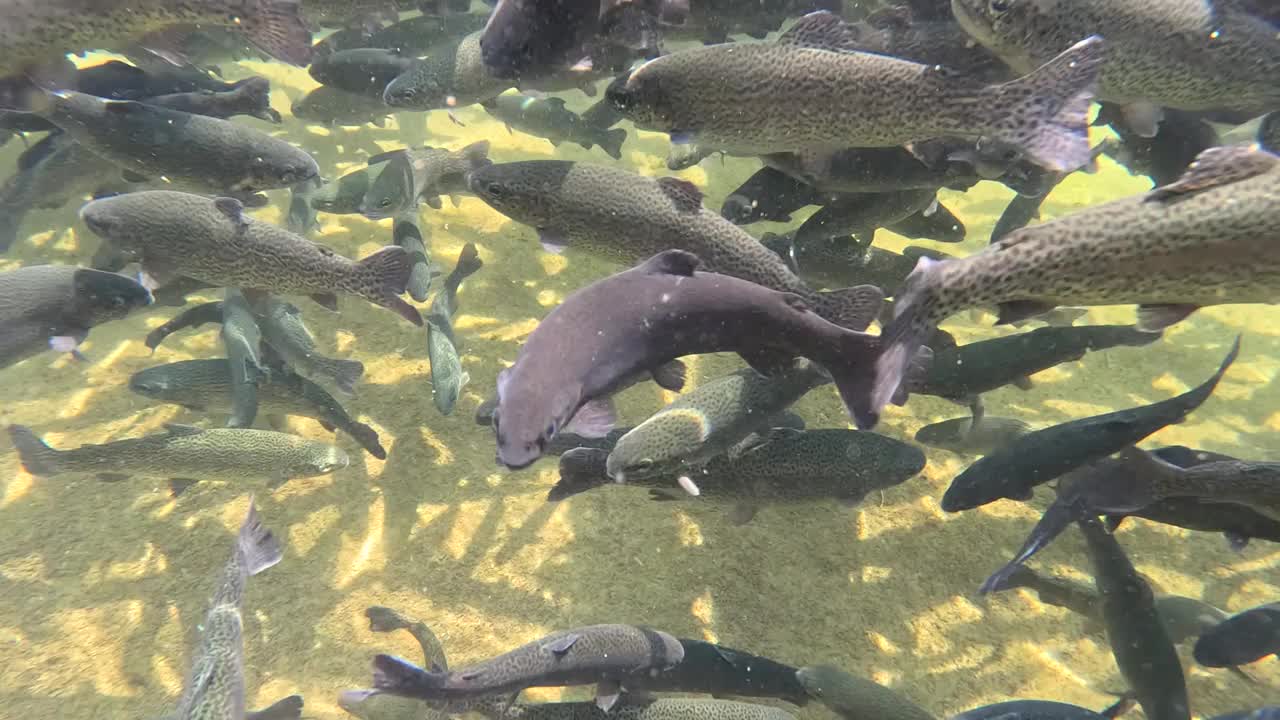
[1,3,1278,719]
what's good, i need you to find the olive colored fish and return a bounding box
[428,243,484,415]
[0,265,151,369]
[221,289,265,429]
[720,167,828,225]
[129,359,386,459]
[605,360,831,488]
[951,0,1280,127]
[482,93,627,160]
[74,59,244,100]
[796,665,934,720]
[254,296,367,394]
[556,429,924,524]
[8,424,347,493]
[1194,602,1280,668]
[310,48,417,97]
[609,12,1104,172]
[1096,106,1219,188]
[861,146,1280,428]
[292,85,395,128]
[144,76,282,123]
[313,14,486,57]
[311,158,395,215]
[492,250,881,470]
[360,141,491,218]
[940,337,1237,512]
[372,624,686,711]
[80,191,421,325]
[338,607,450,720]
[1078,515,1190,720]
[29,90,317,196]
[953,699,1133,720]
[792,190,951,248]
[384,32,510,110]
[914,416,1031,456]
[166,499,297,720]
[468,161,883,331]
[638,638,807,704]
[478,0,604,81]
[0,0,311,86]
[761,235,953,294]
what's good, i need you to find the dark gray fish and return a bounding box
[372,624,685,710]
[0,265,151,369]
[1097,106,1220,188]
[793,190,944,248]
[75,60,242,100]
[311,158,394,215]
[221,289,265,429]
[940,337,1238,512]
[609,13,1103,172]
[474,698,798,720]
[80,191,421,325]
[169,499,287,720]
[953,698,1134,720]
[861,146,1279,430]
[143,76,282,123]
[1263,112,1279,154]
[428,243,484,416]
[287,176,322,236]
[908,324,1162,409]
[914,416,1031,456]
[145,300,227,351]
[580,93,626,131]
[883,201,966,244]
[492,250,880,470]
[29,90,317,196]
[482,93,627,159]
[359,141,491,218]
[129,359,386,459]
[795,664,934,720]
[1208,710,1280,720]
[1078,515,1189,720]
[364,14,489,56]
[720,167,827,225]
[845,4,1011,84]
[761,235,953,294]
[1195,603,1280,667]
[393,214,434,302]
[8,424,347,490]
[292,85,394,128]
[310,48,417,97]
[384,31,510,110]
[468,161,883,332]
[1110,497,1280,551]
[340,607,450,720]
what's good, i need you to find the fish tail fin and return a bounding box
[349,421,387,460]
[816,284,884,331]
[247,695,304,720]
[316,357,365,394]
[7,425,61,476]
[356,245,422,326]
[549,448,611,501]
[984,35,1105,173]
[462,140,492,169]
[372,654,442,698]
[235,76,280,122]
[455,241,484,280]
[238,497,284,577]
[819,329,884,429]
[238,0,313,66]
[853,257,946,429]
[597,128,627,160]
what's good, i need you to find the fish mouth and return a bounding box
[338,689,377,713]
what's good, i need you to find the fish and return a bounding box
[605,360,831,488]
[393,215,435,302]
[371,624,686,711]
[318,14,486,57]
[952,699,1134,720]
[1194,602,1280,668]
[478,0,605,81]
[792,190,949,248]
[142,76,282,123]
[608,12,1104,172]
[844,4,1012,84]
[25,90,318,196]
[340,607,450,720]
[1078,515,1190,720]
[861,146,1280,428]
[254,296,367,394]
[309,48,418,97]
[74,60,244,100]
[762,236,955,294]
[221,289,266,429]
[129,359,387,459]
[8,423,348,493]
[795,664,935,720]
[0,265,151,369]
[428,243,484,415]
[359,141,491,218]
[491,250,881,470]
[580,93,627,131]
[292,85,395,128]
[467,161,884,331]
[384,32,511,110]
[908,324,1163,414]
[914,416,1032,456]
[165,498,295,720]
[0,0,311,89]
[637,638,808,704]
[482,93,627,160]
[940,337,1237,512]
[287,176,321,236]
[80,191,421,325]
[950,0,1280,131]
[311,159,395,215]
[720,167,828,225]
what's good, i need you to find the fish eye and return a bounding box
[989,0,1011,12]
[379,198,393,208]
[545,422,556,437]
[111,295,126,308]
[635,459,654,471]
[485,183,503,196]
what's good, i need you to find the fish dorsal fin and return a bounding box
[367,148,409,166]
[866,4,913,30]
[214,197,246,225]
[777,11,862,52]
[164,423,205,437]
[638,249,700,276]
[655,176,704,212]
[545,632,580,656]
[1147,145,1280,202]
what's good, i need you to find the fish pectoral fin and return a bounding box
[168,478,198,497]
[1147,145,1280,202]
[729,502,758,525]
[994,300,1056,325]
[214,197,249,232]
[737,347,797,378]
[563,396,617,438]
[594,679,621,711]
[310,292,340,312]
[649,359,687,392]
[545,632,581,655]
[1012,375,1035,391]
[1136,303,1199,332]
[96,472,130,483]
